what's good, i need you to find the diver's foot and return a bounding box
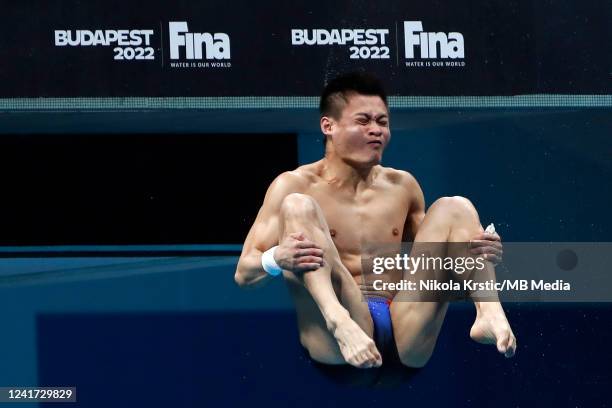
[470,303,517,358]
[331,316,383,368]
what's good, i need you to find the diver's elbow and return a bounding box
[234,264,255,289]
[234,269,248,288]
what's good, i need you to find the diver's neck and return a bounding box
[320,155,377,192]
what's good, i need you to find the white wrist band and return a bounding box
[262,246,283,276]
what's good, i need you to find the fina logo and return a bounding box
[169,22,230,60]
[404,21,464,59]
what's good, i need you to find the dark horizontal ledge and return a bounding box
[0,245,243,258]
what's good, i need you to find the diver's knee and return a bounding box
[433,196,476,214]
[280,193,319,219]
[431,196,479,224]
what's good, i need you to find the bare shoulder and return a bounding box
[269,170,308,195]
[379,166,421,191]
[293,162,320,183]
[267,163,318,197]
[380,167,425,221]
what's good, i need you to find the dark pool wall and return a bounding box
[31,108,612,407]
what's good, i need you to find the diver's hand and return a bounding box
[275,232,325,273]
[469,223,503,264]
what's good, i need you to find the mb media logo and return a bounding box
[403,21,465,67]
[168,22,231,68]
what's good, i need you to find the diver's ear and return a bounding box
[320,116,333,137]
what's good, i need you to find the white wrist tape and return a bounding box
[262,246,283,276]
[485,223,496,234]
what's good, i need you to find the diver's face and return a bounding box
[327,94,390,167]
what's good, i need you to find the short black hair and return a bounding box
[319,71,388,120]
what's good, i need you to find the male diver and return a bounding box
[234,72,516,380]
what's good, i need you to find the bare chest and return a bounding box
[308,187,409,256]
